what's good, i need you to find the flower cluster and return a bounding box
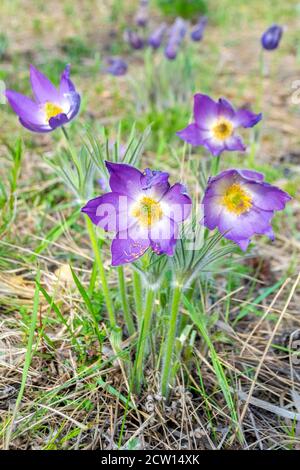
[5,66,291,266]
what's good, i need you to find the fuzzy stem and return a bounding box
[85,215,116,328]
[133,270,143,327]
[211,154,221,176]
[134,288,155,392]
[161,284,182,398]
[117,266,135,336]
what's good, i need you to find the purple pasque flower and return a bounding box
[177,94,262,157]
[5,64,80,133]
[124,30,144,50]
[261,24,283,51]
[148,23,167,49]
[105,57,128,76]
[82,162,192,266]
[165,17,187,60]
[190,16,207,42]
[202,169,291,251]
[135,0,149,27]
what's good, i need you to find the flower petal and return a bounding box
[5,90,45,125]
[111,230,149,266]
[105,161,143,199]
[149,216,178,256]
[161,183,192,222]
[81,192,136,232]
[30,64,60,103]
[193,94,218,128]
[19,118,52,133]
[177,123,210,146]
[225,134,246,152]
[233,109,262,128]
[218,98,235,119]
[245,182,292,211]
[49,113,69,129]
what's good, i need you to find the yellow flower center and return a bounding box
[44,102,63,121]
[132,196,163,227]
[222,183,252,215]
[212,118,233,141]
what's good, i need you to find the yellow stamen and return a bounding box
[44,102,63,121]
[212,118,233,141]
[222,183,252,215]
[132,196,163,227]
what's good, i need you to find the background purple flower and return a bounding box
[164,17,187,60]
[105,57,128,76]
[82,162,192,266]
[190,16,207,42]
[148,23,167,49]
[124,29,144,50]
[203,169,291,250]
[261,24,283,51]
[177,94,262,157]
[5,64,80,133]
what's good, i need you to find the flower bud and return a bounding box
[190,16,207,42]
[106,57,128,76]
[124,29,144,50]
[261,24,283,51]
[148,23,167,49]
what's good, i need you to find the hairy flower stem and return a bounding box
[61,126,82,175]
[161,284,182,398]
[133,270,143,328]
[85,216,116,329]
[211,154,221,176]
[134,288,155,392]
[117,266,135,336]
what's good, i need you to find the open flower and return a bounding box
[202,169,291,250]
[82,162,192,266]
[5,64,80,133]
[177,94,262,157]
[261,24,283,51]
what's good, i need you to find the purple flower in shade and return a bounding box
[165,17,187,60]
[148,23,167,49]
[81,162,192,266]
[5,64,80,133]
[202,169,291,251]
[261,24,283,51]
[124,30,144,50]
[190,16,207,42]
[177,94,262,157]
[106,57,128,76]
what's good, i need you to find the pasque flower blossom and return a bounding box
[177,94,262,157]
[202,169,291,250]
[82,162,192,266]
[5,64,80,133]
[261,24,283,51]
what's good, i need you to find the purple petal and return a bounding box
[49,113,69,129]
[111,230,149,266]
[59,64,76,96]
[177,123,210,146]
[141,169,170,199]
[245,182,292,211]
[224,135,246,152]
[204,138,226,157]
[236,169,265,182]
[19,117,52,133]
[5,90,45,125]
[81,192,136,232]
[161,183,192,222]
[30,64,60,104]
[149,216,178,256]
[233,109,262,128]
[105,162,143,199]
[217,98,235,119]
[193,94,218,128]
